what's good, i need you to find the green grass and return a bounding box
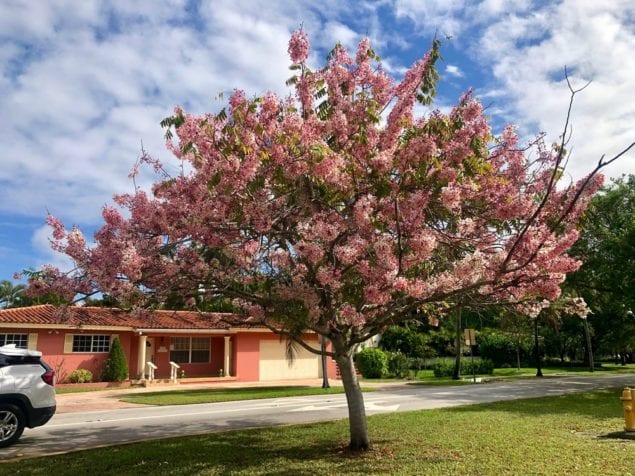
[361,363,635,386]
[56,386,131,395]
[119,385,377,406]
[6,388,634,475]
[492,363,635,377]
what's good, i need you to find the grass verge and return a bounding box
[119,385,376,405]
[56,387,131,395]
[362,363,635,386]
[7,388,634,475]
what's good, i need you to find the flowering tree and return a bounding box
[28,31,631,450]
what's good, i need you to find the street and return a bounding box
[4,373,634,461]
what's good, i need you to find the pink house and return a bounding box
[0,305,337,383]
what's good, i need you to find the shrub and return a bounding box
[432,359,455,377]
[478,332,530,367]
[355,347,388,378]
[432,358,494,377]
[387,351,410,378]
[68,368,93,384]
[408,357,426,371]
[102,336,129,382]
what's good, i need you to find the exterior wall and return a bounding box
[210,337,225,376]
[0,328,133,383]
[233,332,337,382]
[147,335,226,379]
[152,335,171,378]
[1,326,338,382]
[325,341,338,380]
[233,332,260,382]
[129,333,141,378]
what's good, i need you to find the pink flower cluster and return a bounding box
[28,31,605,341]
[288,29,309,64]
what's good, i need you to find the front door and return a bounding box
[146,337,156,364]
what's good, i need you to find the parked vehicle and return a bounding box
[0,344,56,447]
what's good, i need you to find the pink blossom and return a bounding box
[288,29,309,64]
[27,31,607,364]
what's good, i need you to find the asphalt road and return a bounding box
[5,373,634,461]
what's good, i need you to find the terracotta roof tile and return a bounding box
[0,305,242,330]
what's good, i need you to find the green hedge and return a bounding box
[432,358,494,377]
[478,332,531,367]
[386,351,410,378]
[355,347,388,378]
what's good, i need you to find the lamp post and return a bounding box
[582,316,594,372]
[533,316,543,378]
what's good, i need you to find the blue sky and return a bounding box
[1,0,634,281]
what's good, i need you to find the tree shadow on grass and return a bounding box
[7,418,393,476]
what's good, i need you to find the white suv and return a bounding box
[0,344,56,447]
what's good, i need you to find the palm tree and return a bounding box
[0,280,27,308]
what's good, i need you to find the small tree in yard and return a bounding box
[102,337,128,382]
[27,31,633,450]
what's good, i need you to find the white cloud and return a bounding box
[1,0,634,280]
[392,0,635,180]
[31,225,74,272]
[0,0,392,280]
[321,21,360,51]
[445,64,464,78]
[0,1,303,227]
[473,0,532,20]
[476,0,635,179]
[394,0,465,37]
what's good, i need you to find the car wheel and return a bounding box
[0,404,25,448]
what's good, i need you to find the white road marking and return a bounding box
[290,401,399,413]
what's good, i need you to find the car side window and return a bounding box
[0,355,41,367]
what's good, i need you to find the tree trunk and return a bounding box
[452,308,462,380]
[336,351,370,451]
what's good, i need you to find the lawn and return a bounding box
[491,363,635,377]
[376,362,635,385]
[56,386,131,395]
[119,385,377,406]
[6,388,633,475]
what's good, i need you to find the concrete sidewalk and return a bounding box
[55,378,371,413]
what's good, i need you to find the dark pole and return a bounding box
[321,336,330,389]
[452,307,462,380]
[583,317,594,372]
[470,341,476,383]
[534,317,543,377]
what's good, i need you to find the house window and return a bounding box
[170,337,210,364]
[0,334,28,349]
[72,335,110,353]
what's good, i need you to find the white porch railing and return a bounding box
[146,361,158,381]
[169,361,181,383]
